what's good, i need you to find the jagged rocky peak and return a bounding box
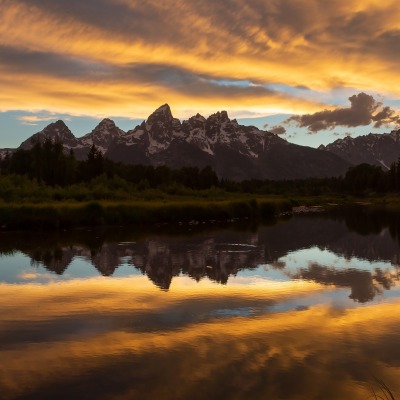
[207,110,230,124]
[205,110,238,143]
[193,113,206,122]
[42,120,74,138]
[49,119,67,128]
[321,135,353,151]
[147,104,174,125]
[96,118,117,129]
[182,113,207,131]
[19,119,77,149]
[90,118,124,136]
[80,118,125,153]
[123,104,183,154]
[144,103,182,134]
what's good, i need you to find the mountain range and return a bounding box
[3,104,400,180]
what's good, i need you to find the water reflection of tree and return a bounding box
[329,205,400,246]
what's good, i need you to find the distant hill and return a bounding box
[319,129,400,170]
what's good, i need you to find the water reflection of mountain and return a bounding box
[27,234,266,289]
[2,207,400,300]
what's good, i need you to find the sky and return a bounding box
[0,0,399,148]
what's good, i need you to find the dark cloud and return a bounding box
[372,30,400,62]
[372,106,399,128]
[0,43,282,99]
[269,125,287,135]
[0,45,110,78]
[305,8,400,65]
[121,64,278,98]
[26,1,303,53]
[9,0,400,69]
[264,122,287,135]
[285,93,400,133]
[17,0,227,51]
[23,0,322,54]
[19,0,137,35]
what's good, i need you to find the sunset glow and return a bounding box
[1,275,400,400]
[1,0,399,147]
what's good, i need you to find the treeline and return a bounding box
[1,138,400,200]
[0,140,219,193]
[232,162,400,196]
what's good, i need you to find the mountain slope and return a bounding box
[8,104,352,180]
[80,118,125,153]
[319,130,400,169]
[104,104,350,179]
[19,120,80,150]
[258,141,351,180]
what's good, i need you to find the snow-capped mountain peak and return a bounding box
[19,120,79,150]
[146,104,173,126]
[320,128,400,169]
[208,110,230,123]
[80,118,125,153]
[97,118,117,129]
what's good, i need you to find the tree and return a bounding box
[83,145,104,181]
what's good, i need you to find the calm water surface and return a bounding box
[1,206,400,399]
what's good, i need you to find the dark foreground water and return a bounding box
[1,206,400,400]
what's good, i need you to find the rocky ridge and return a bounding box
[319,129,400,169]
[4,104,351,180]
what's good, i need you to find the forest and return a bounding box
[0,138,399,202]
[1,138,400,230]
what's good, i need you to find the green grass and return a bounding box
[2,173,400,231]
[0,197,293,230]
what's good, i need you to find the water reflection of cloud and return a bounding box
[19,272,41,280]
[267,247,400,303]
[0,276,325,322]
[1,284,400,400]
[17,270,61,284]
[277,247,394,273]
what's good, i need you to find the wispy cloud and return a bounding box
[17,113,68,126]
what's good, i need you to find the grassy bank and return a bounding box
[2,180,400,231]
[0,197,293,231]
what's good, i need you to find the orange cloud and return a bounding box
[0,0,399,119]
[1,276,400,399]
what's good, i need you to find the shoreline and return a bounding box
[0,194,398,232]
[0,198,293,231]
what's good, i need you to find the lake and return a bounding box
[1,205,400,399]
